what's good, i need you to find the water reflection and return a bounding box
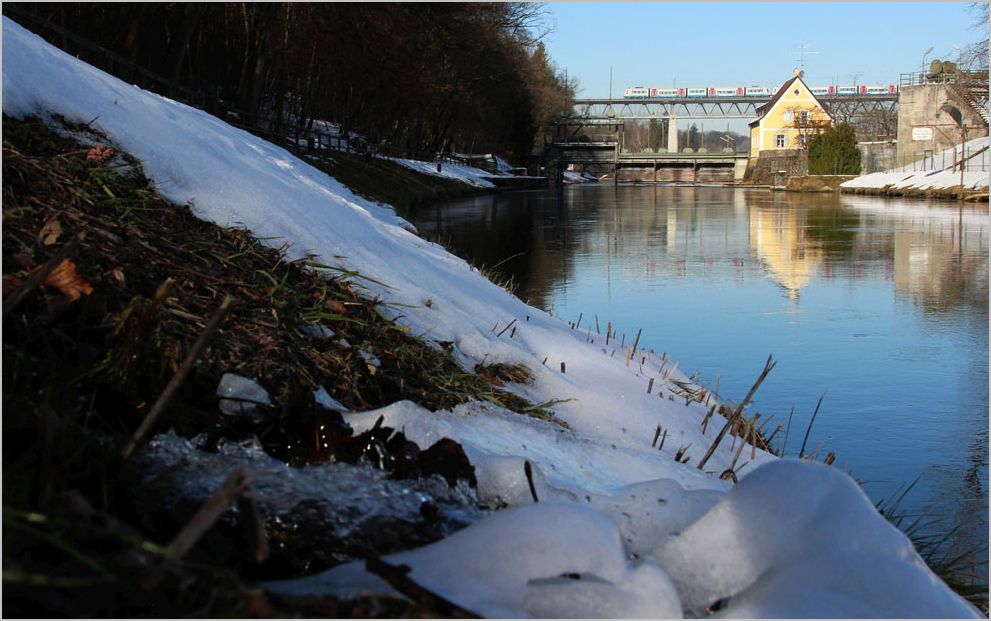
[749,206,823,300]
[407,186,988,566]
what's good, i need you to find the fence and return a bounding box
[6,9,508,174]
[887,145,989,173]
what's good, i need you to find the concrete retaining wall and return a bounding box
[745,149,808,185]
[896,84,987,164]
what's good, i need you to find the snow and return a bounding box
[563,170,599,184]
[298,323,336,340]
[3,17,982,617]
[265,458,975,618]
[313,386,348,412]
[389,156,497,188]
[842,136,990,191]
[266,501,684,619]
[216,372,271,419]
[653,459,975,617]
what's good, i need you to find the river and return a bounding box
[406,184,989,570]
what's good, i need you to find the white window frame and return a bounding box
[800,110,810,124]
[775,134,787,148]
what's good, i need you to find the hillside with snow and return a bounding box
[2,17,982,617]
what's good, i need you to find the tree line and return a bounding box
[10,3,575,162]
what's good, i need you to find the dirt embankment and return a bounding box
[782,175,855,193]
[1,116,544,617]
[840,184,989,201]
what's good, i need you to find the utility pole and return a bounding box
[921,46,934,84]
[609,66,613,100]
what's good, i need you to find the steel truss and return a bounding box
[570,96,898,121]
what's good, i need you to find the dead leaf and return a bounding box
[324,299,347,314]
[38,218,63,246]
[42,259,94,301]
[86,144,116,166]
[109,267,126,285]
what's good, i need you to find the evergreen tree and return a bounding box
[646,118,665,151]
[807,123,861,175]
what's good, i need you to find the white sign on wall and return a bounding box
[912,127,933,141]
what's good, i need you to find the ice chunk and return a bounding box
[266,501,683,618]
[216,372,270,419]
[653,459,975,616]
[299,323,335,339]
[313,386,347,412]
[133,431,485,567]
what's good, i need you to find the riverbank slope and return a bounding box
[2,17,982,618]
[840,136,989,200]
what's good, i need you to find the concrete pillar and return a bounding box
[667,116,679,153]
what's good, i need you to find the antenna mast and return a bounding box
[796,43,818,72]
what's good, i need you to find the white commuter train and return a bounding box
[622,84,898,99]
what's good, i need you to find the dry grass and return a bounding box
[1,115,560,616]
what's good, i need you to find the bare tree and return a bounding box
[961,1,989,70]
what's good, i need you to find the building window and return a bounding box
[775,134,787,148]
[800,111,810,124]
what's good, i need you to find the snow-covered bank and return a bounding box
[841,136,989,193]
[2,17,981,617]
[390,156,498,188]
[564,169,599,184]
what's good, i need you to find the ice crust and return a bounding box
[134,431,484,542]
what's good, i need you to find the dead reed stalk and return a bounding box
[697,355,776,470]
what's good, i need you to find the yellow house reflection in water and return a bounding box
[748,206,823,300]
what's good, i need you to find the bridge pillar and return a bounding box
[614,144,619,185]
[667,115,678,153]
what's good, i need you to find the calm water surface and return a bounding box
[408,185,989,562]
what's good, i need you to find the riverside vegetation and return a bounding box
[3,116,987,614]
[1,116,554,616]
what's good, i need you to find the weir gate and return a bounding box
[544,141,749,184]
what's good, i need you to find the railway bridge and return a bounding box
[542,93,899,184]
[569,94,898,125]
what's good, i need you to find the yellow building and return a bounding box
[749,70,833,159]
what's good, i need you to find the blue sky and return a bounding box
[541,2,982,97]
